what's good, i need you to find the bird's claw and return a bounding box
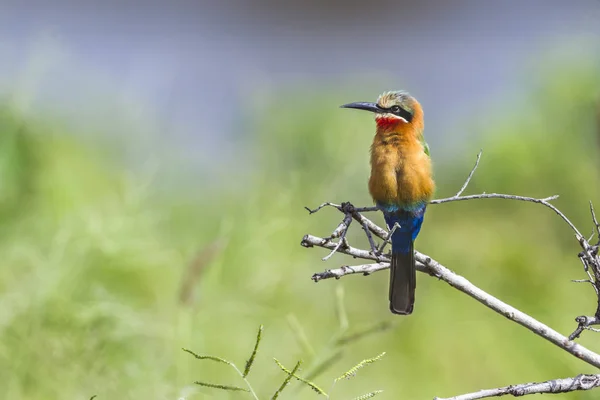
[368,248,389,261]
[340,201,356,214]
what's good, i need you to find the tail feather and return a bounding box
[389,242,416,315]
[382,208,423,315]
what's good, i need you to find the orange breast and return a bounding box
[368,129,434,207]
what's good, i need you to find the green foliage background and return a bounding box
[0,47,600,399]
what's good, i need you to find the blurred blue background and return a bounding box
[2,1,600,169]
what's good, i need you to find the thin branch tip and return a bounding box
[454,149,482,197]
[436,374,600,400]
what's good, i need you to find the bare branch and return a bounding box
[305,202,341,214]
[304,232,600,369]
[572,279,594,284]
[329,213,353,240]
[591,201,600,237]
[360,219,379,254]
[570,316,600,340]
[311,262,390,281]
[304,202,387,239]
[322,237,349,261]
[455,149,482,197]
[344,202,389,239]
[302,234,388,264]
[432,193,558,205]
[415,251,600,369]
[322,213,353,261]
[434,374,600,400]
[431,193,582,238]
[354,206,379,212]
[305,202,378,215]
[569,205,600,339]
[377,222,400,254]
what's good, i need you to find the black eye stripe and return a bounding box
[383,106,413,122]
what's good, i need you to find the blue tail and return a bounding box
[381,205,426,315]
[383,208,425,254]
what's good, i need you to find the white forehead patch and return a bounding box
[377,91,411,109]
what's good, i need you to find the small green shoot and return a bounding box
[274,358,327,396]
[271,360,302,400]
[335,352,386,382]
[336,321,394,346]
[243,324,264,378]
[181,348,234,366]
[194,381,250,392]
[287,313,316,357]
[335,285,349,332]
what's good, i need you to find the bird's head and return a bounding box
[340,90,422,130]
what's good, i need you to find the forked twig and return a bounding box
[377,222,399,254]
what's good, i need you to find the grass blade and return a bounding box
[182,348,233,366]
[287,314,316,358]
[335,285,349,331]
[271,360,302,399]
[274,358,327,396]
[335,352,386,382]
[304,349,344,382]
[243,324,264,378]
[336,321,394,346]
[194,381,249,392]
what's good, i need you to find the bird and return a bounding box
[341,91,434,315]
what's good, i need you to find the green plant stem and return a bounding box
[231,364,260,400]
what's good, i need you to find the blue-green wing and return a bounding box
[422,139,430,157]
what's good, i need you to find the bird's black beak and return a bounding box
[340,102,384,114]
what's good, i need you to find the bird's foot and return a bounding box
[340,201,356,214]
[368,247,390,262]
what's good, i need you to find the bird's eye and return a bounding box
[390,106,401,113]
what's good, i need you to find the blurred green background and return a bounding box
[2,28,600,400]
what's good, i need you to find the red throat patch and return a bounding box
[376,116,402,130]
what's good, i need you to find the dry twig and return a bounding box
[569,203,600,340]
[434,374,600,400]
